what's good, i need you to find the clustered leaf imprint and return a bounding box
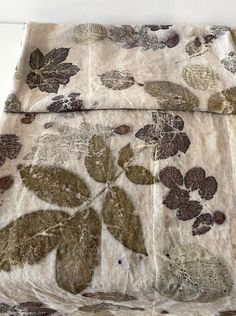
[0,134,22,167]
[135,112,190,160]
[26,48,79,93]
[159,166,225,235]
[155,244,233,302]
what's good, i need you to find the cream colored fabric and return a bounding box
[0,22,236,316]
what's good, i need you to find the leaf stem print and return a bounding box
[26,48,80,93]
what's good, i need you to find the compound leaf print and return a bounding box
[19,164,90,207]
[102,186,147,255]
[85,135,115,183]
[118,143,134,168]
[56,208,101,294]
[99,70,135,90]
[26,48,79,93]
[125,166,157,185]
[144,81,199,110]
[0,210,68,271]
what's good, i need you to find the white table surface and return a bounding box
[0,0,236,115]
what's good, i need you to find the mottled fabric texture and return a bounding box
[1,22,236,316]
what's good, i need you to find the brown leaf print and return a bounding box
[160,166,222,232]
[26,48,79,93]
[159,166,183,188]
[219,311,236,316]
[99,70,135,90]
[192,213,214,236]
[184,167,218,200]
[78,303,144,312]
[47,93,83,112]
[21,113,36,124]
[0,301,58,315]
[0,134,22,167]
[114,124,130,135]
[177,201,202,221]
[0,176,14,193]
[135,112,190,160]
[163,187,189,210]
[184,167,206,191]
[82,292,136,302]
[213,210,226,225]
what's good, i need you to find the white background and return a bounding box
[0,0,236,112]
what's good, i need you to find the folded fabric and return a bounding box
[1,22,236,316]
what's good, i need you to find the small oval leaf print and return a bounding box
[56,208,101,294]
[155,244,233,302]
[0,210,68,271]
[125,165,157,185]
[159,166,183,188]
[99,70,135,90]
[19,165,90,207]
[118,143,134,168]
[144,81,199,110]
[85,135,115,183]
[182,65,216,90]
[102,186,147,255]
